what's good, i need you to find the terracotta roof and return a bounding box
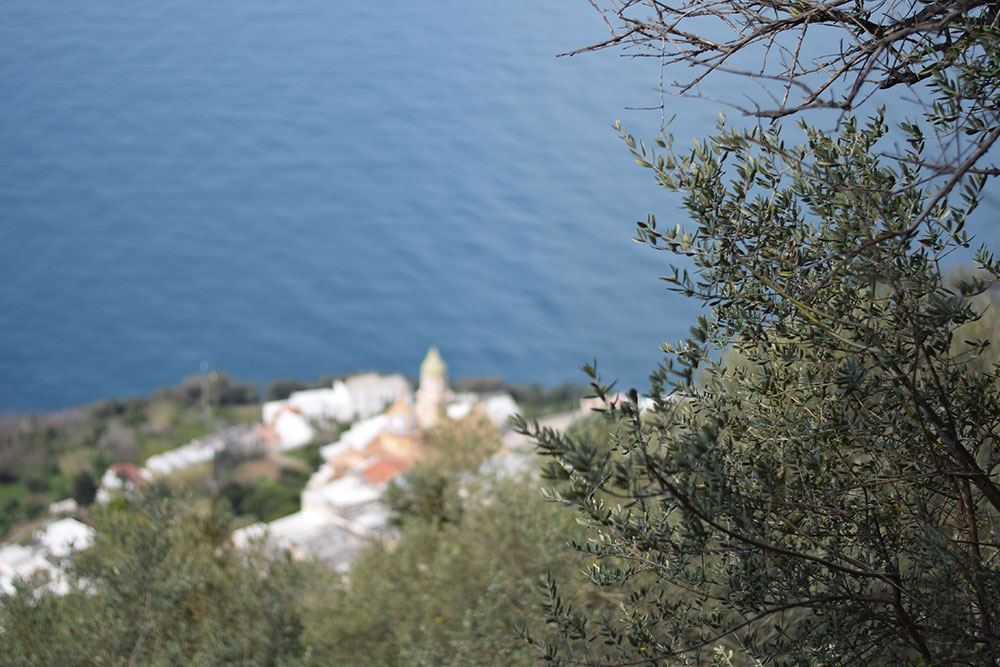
[362,459,408,485]
[111,463,146,485]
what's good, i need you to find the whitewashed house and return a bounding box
[261,373,411,450]
[0,517,95,596]
[234,349,522,572]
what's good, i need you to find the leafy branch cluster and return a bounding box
[524,108,1000,663]
[519,2,1000,663]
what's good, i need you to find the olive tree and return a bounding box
[0,492,311,666]
[517,1,1000,663]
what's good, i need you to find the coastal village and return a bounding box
[0,347,535,589]
[234,346,521,569]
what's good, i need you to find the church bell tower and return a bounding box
[415,346,448,429]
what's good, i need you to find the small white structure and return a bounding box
[342,373,411,421]
[144,436,226,476]
[0,518,95,596]
[36,518,94,560]
[96,463,153,503]
[0,544,53,595]
[446,395,476,421]
[316,414,389,475]
[444,392,518,429]
[235,406,410,570]
[303,474,383,513]
[480,393,520,429]
[262,373,411,428]
[232,473,388,571]
[48,498,79,516]
[263,388,342,425]
[271,409,316,452]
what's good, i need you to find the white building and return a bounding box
[312,414,390,486]
[0,517,94,596]
[341,373,411,421]
[36,518,94,560]
[232,473,389,571]
[48,498,79,516]
[144,436,225,476]
[96,463,153,503]
[235,348,522,571]
[0,544,53,595]
[446,392,520,429]
[270,409,316,452]
[262,373,410,428]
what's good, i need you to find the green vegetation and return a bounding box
[386,415,503,526]
[0,463,606,665]
[283,441,324,470]
[952,268,1000,374]
[219,468,309,524]
[302,475,603,666]
[0,373,260,538]
[518,1,1000,663]
[0,371,576,541]
[1,492,311,666]
[11,2,1000,662]
[0,377,597,664]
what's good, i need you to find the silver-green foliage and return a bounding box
[521,111,1000,664]
[300,474,603,667]
[518,4,1000,655]
[0,493,311,666]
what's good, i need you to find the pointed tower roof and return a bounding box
[420,346,447,378]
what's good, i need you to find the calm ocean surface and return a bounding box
[1,2,995,413]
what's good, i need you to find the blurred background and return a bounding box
[1,0,993,412]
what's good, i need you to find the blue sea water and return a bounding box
[0,0,708,413]
[0,2,995,413]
